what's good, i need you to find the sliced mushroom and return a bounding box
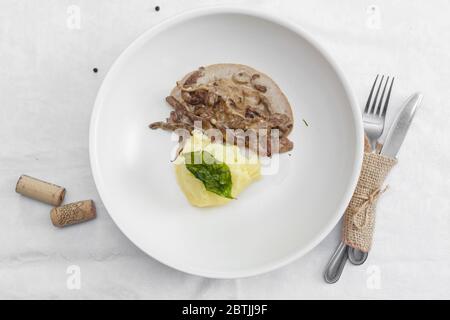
[253,84,267,93]
[232,71,251,84]
[184,70,202,86]
[242,88,261,106]
[250,73,268,93]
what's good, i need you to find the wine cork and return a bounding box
[50,200,96,228]
[16,175,66,206]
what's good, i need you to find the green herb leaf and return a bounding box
[302,118,309,127]
[184,151,233,199]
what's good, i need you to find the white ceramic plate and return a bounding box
[90,7,363,278]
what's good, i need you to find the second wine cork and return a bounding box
[50,200,96,228]
[16,175,66,206]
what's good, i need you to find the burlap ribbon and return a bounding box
[343,151,397,252]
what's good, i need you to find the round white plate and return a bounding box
[90,7,363,278]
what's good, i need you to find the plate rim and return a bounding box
[89,6,364,279]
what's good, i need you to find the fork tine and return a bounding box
[364,74,379,114]
[381,77,394,117]
[370,75,384,114]
[375,76,389,115]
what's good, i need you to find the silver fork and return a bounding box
[347,75,395,265]
[324,75,394,282]
[362,75,395,151]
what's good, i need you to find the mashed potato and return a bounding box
[174,131,261,207]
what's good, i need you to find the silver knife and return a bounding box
[347,92,423,265]
[381,92,423,157]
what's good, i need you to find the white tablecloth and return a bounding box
[1,0,449,299]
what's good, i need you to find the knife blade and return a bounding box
[381,93,423,157]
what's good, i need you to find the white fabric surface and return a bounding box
[1,0,449,299]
